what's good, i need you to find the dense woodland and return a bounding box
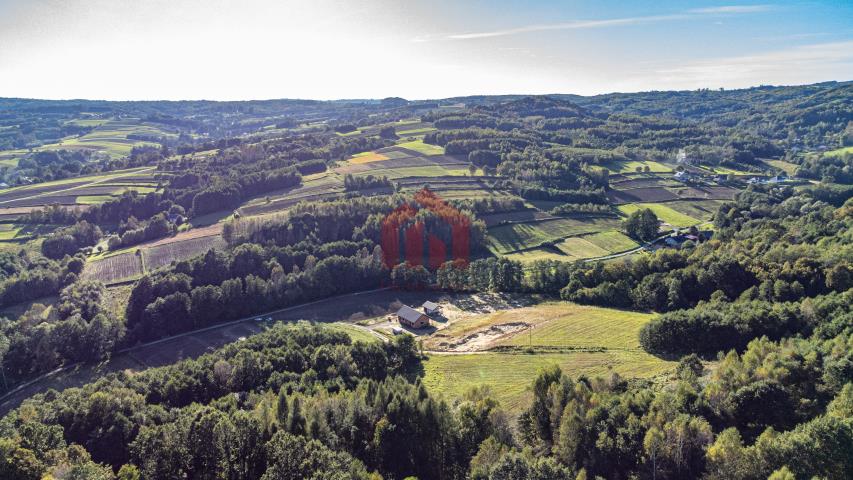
[0,84,852,479]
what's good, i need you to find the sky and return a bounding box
[0,0,851,100]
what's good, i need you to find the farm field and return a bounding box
[81,252,144,284]
[349,152,390,164]
[0,224,55,243]
[662,199,725,221]
[395,139,444,156]
[397,127,436,136]
[143,235,227,271]
[0,167,158,208]
[618,202,700,227]
[821,146,852,157]
[583,230,639,252]
[762,159,800,175]
[353,165,468,179]
[504,248,572,263]
[2,119,178,162]
[420,301,673,412]
[422,351,671,413]
[555,236,611,258]
[479,210,555,227]
[84,224,226,283]
[603,159,672,173]
[487,217,621,254]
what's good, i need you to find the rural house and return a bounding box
[397,305,429,329]
[422,301,440,316]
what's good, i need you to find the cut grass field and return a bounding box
[396,139,444,156]
[505,248,573,263]
[662,200,724,222]
[618,202,700,228]
[762,159,799,175]
[420,302,673,412]
[397,127,437,136]
[603,159,672,173]
[555,236,610,258]
[422,351,671,412]
[824,146,853,158]
[583,230,639,253]
[328,323,378,344]
[352,165,468,179]
[487,217,621,254]
[349,152,389,164]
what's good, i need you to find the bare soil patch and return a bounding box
[435,322,530,352]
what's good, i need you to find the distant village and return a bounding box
[672,148,792,187]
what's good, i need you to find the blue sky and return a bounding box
[0,0,851,100]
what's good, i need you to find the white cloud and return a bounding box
[651,40,853,89]
[445,4,773,40]
[688,5,773,14]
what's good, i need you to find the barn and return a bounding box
[422,301,440,316]
[397,305,429,329]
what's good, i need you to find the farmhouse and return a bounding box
[422,301,440,316]
[397,305,430,329]
[674,170,696,183]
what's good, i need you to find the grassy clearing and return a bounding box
[421,302,672,411]
[493,303,654,349]
[327,323,379,343]
[504,248,572,263]
[0,225,22,240]
[662,200,724,222]
[824,146,853,158]
[423,351,672,412]
[618,203,700,228]
[555,237,610,258]
[396,139,444,156]
[397,127,437,136]
[604,160,672,173]
[583,231,639,253]
[0,224,54,242]
[335,130,362,137]
[65,118,109,127]
[349,152,389,164]
[762,159,799,175]
[75,195,115,205]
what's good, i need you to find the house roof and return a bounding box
[422,301,439,310]
[397,305,425,323]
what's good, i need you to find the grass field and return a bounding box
[661,200,724,222]
[396,139,444,156]
[421,302,673,411]
[555,236,610,258]
[824,146,852,158]
[349,152,390,164]
[603,160,672,173]
[65,118,109,127]
[583,230,639,252]
[504,248,573,263]
[397,127,437,136]
[488,217,621,254]
[352,165,467,179]
[762,159,799,175]
[327,323,378,343]
[0,224,55,243]
[618,203,700,227]
[422,351,671,412]
[40,120,175,158]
